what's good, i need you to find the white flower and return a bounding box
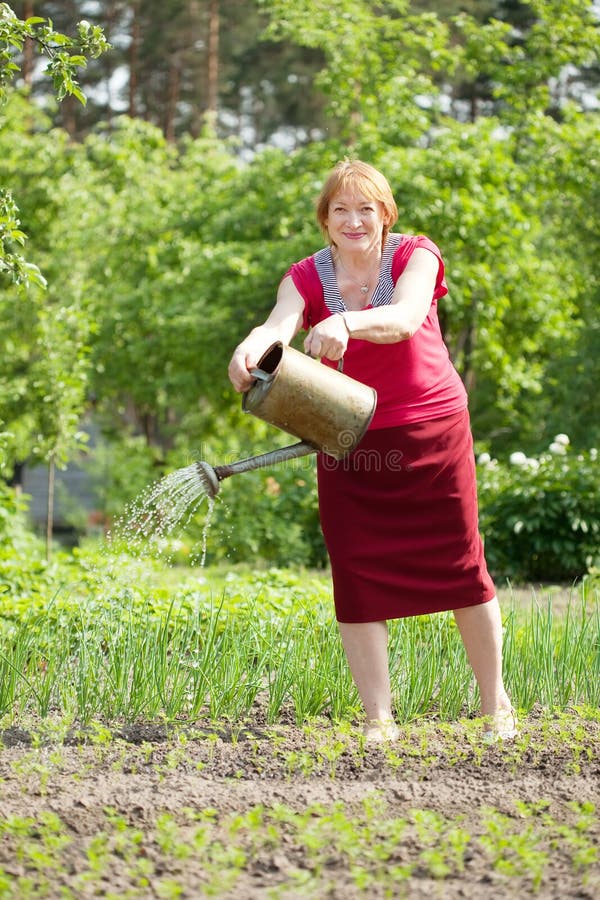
[509,451,528,465]
[549,442,567,455]
[590,448,597,460]
[477,452,492,465]
[525,458,540,470]
[553,433,570,446]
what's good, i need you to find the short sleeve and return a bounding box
[391,235,448,300]
[283,256,324,330]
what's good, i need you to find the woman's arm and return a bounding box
[303,248,439,361]
[228,275,305,392]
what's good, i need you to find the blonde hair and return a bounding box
[316,159,398,247]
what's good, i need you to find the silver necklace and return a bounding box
[334,251,381,294]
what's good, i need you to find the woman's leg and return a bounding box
[453,597,513,717]
[337,620,397,736]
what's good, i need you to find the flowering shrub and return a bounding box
[477,436,600,582]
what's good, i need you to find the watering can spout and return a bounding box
[195,461,221,498]
[195,440,317,498]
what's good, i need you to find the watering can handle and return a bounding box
[249,368,274,383]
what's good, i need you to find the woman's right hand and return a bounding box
[228,277,305,393]
[228,339,262,393]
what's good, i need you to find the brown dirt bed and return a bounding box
[1,708,599,899]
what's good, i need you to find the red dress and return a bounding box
[286,234,496,623]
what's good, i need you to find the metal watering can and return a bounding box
[196,342,376,497]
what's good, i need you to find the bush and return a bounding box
[0,480,46,557]
[0,481,59,604]
[477,436,600,582]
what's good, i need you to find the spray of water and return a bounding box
[108,463,215,567]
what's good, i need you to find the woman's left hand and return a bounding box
[304,313,348,361]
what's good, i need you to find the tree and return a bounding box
[8,1,331,147]
[0,2,109,283]
[260,0,600,142]
[454,0,600,125]
[8,1,600,148]
[0,3,108,553]
[260,0,454,149]
[1,3,109,104]
[3,0,600,557]
[378,118,583,448]
[512,108,600,447]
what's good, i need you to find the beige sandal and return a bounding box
[364,719,400,743]
[482,707,519,743]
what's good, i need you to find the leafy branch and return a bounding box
[0,188,47,287]
[0,3,110,286]
[0,3,110,105]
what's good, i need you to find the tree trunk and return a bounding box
[470,93,479,123]
[101,0,121,132]
[46,455,55,562]
[206,0,220,121]
[165,55,181,141]
[141,410,156,446]
[185,0,200,136]
[60,94,77,138]
[129,0,141,119]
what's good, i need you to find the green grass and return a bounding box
[0,550,598,727]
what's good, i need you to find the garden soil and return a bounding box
[1,576,598,899]
[1,706,599,899]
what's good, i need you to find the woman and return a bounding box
[228,159,516,743]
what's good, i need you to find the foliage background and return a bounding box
[1,0,599,580]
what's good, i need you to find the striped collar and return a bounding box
[314,233,403,316]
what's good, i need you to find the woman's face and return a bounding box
[325,189,388,255]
